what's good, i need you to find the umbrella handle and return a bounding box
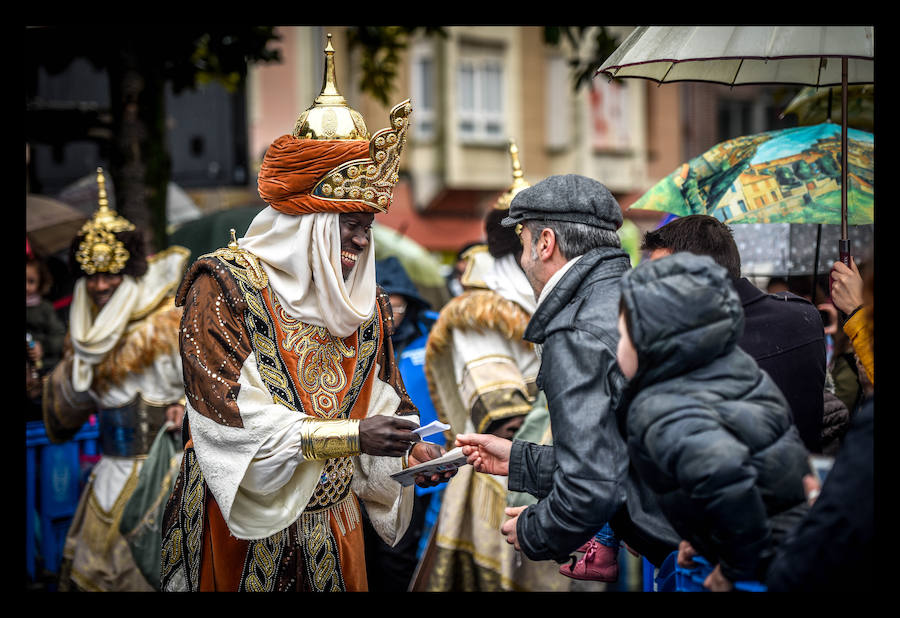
[839,239,851,267]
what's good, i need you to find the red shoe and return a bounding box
[559,540,619,582]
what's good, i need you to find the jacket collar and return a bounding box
[732,276,766,307]
[525,245,630,343]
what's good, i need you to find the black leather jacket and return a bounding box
[507,246,680,565]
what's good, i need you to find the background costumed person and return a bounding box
[415,141,577,591]
[158,34,452,592]
[42,168,190,591]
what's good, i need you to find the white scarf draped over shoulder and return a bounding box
[237,207,376,337]
[69,247,190,393]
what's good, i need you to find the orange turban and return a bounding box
[257,136,374,215]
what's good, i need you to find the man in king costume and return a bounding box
[158,35,452,592]
[43,168,191,591]
[416,140,575,591]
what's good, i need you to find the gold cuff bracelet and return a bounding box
[299,418,361,460]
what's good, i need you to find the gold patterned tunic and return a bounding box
[160,251,417,591]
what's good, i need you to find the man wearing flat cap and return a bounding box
[456,174,681,583]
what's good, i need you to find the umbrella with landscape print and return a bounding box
[627,122,873,227]
[627,122,873,305]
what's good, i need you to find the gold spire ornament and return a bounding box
[293,33,370,141]
[74,168,136,275]
[291,32,412,213]
[493,138,531,210]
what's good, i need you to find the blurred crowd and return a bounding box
[26,37,874,593]
[26,184,874,592]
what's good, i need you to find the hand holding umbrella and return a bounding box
[830,257,864,316]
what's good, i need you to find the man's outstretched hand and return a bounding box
[408,441,457,488]
[455,433,512,476]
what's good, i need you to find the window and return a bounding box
[545,55,570,150]
[411,41,437,141]
[591,78,634,152]
[457,44,505,144]
[738,199,747,213]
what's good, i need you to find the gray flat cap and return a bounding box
[500,174,623,232]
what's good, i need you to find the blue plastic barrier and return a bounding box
[642,553,677,592]
[25,417,99,581]
[674,555,767,592]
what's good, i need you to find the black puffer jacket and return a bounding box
[619,253,809,583]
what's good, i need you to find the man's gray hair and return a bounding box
[524,219,620,260]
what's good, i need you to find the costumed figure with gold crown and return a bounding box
[158,34,453,592]
[413,141,582,591]
[42,169,191,591]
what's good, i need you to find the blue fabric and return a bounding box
[396,312,446,498]
[656,551,677,592]
[594,522,620,549]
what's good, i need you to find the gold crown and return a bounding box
[293,33,369,141]
[493,138,530,210]
[295,33,411,213]
[74,168,136,275]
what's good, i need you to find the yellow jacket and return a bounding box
[843,308,874,385]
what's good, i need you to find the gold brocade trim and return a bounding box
[274,295,355,419]
[301,491,361,538]
[240,528,288,592]
[297,493,359,591]
[474,402,533,434]
[307,457,356,510]
[206,231,268,290]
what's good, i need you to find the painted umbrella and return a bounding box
[627,122,873,227]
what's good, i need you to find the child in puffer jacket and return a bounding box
[615,252,809,591]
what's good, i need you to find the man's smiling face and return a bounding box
[338,212,374,280]
[85,272,124,310]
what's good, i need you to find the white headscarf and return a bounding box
[237,207,376,338]
[69,276,140,392]
[482,252,538,316]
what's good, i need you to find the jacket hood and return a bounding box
[619,253,744,390]
[375,256,430,312]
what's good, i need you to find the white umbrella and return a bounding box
[597,25,874,265]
